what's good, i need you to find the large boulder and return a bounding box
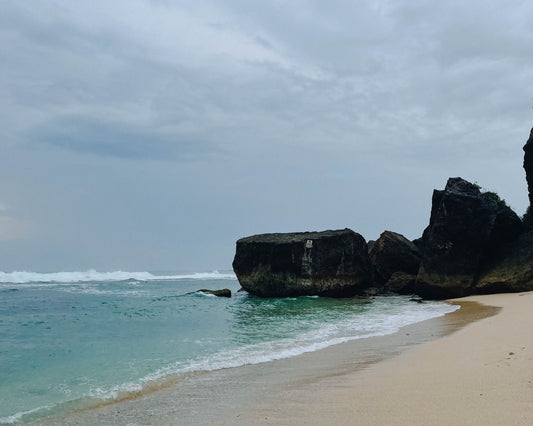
[416,177,521,299]
[369,230,421,284]
[232,229,373,297]
[385,272,417,294]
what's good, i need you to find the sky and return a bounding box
[1,0,533,272]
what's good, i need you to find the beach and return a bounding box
[26,291,533,425]
[259,292,533,426]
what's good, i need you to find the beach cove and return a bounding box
[25,292,533,425]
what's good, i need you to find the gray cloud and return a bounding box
[31,115,222,161]
[1,0,533,271]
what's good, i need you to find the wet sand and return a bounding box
[28,296,503,425]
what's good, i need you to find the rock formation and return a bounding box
[475,230,533,293]
[198,288,232,298]
[523,128,533,208]
[415,178,521,299]
[385,272,417,294]
[369,231,421,284]
[232,127,533,300]
[232,229,373,297]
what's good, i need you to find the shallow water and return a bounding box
[0,271,458,424]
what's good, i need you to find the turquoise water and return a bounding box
[0,270,458,424]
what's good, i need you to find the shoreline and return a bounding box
[27,296,500,425]
[254,291,533,425]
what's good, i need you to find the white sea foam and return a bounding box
[0,405,52,424]
[84,298,459,404]
[0,270,236,284]
[1,294,459,423]
[196,291,217,297]
[183,300,456,370]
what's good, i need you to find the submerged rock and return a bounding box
[369,231,421,284]
[198,288,232,298]
[232,228,373,297]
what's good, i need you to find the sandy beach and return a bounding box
[30,292,533,425]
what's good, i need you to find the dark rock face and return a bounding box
[411,237,424,251]
[385,272,417,294]
[416,178,522,299]
[477,127,533,292]
[416,178,497,298]
[198,288,232,298]
[475,231,533,294]
[369,231,421,284]
[480,196,523,267]
[523,128,533,208]
[232,229,373,297]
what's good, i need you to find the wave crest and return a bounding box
[0,270,236,284]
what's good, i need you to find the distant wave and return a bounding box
[0,270,236,284]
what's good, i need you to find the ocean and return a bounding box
[0,270,459,424]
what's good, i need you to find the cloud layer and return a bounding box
[1,0,533,271]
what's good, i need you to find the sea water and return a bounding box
[0,270,458,424]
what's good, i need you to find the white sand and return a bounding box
[252,292,533,425]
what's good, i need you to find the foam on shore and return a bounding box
[25,298,500,425]
[0,270,235,284]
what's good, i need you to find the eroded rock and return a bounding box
[476,230,533,294]
[385,272,417,294]
[369,231,421,284]
[232,229,373,297]
[416,178,521,299]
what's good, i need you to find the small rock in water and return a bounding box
[198,288,232,298]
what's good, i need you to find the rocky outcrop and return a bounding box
[369,231,421,284]
[475,230,533,293]
[385,272,417,294]
[416,178,522,299]
[479,194,523,267]
[232,229,373,297]
[416,178,497,298]
[232,127,533,300]
[523,128,533,208]
[198,288,232,298]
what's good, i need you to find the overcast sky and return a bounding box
[1,0,533,272]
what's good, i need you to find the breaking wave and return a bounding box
[0,270,236,284]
